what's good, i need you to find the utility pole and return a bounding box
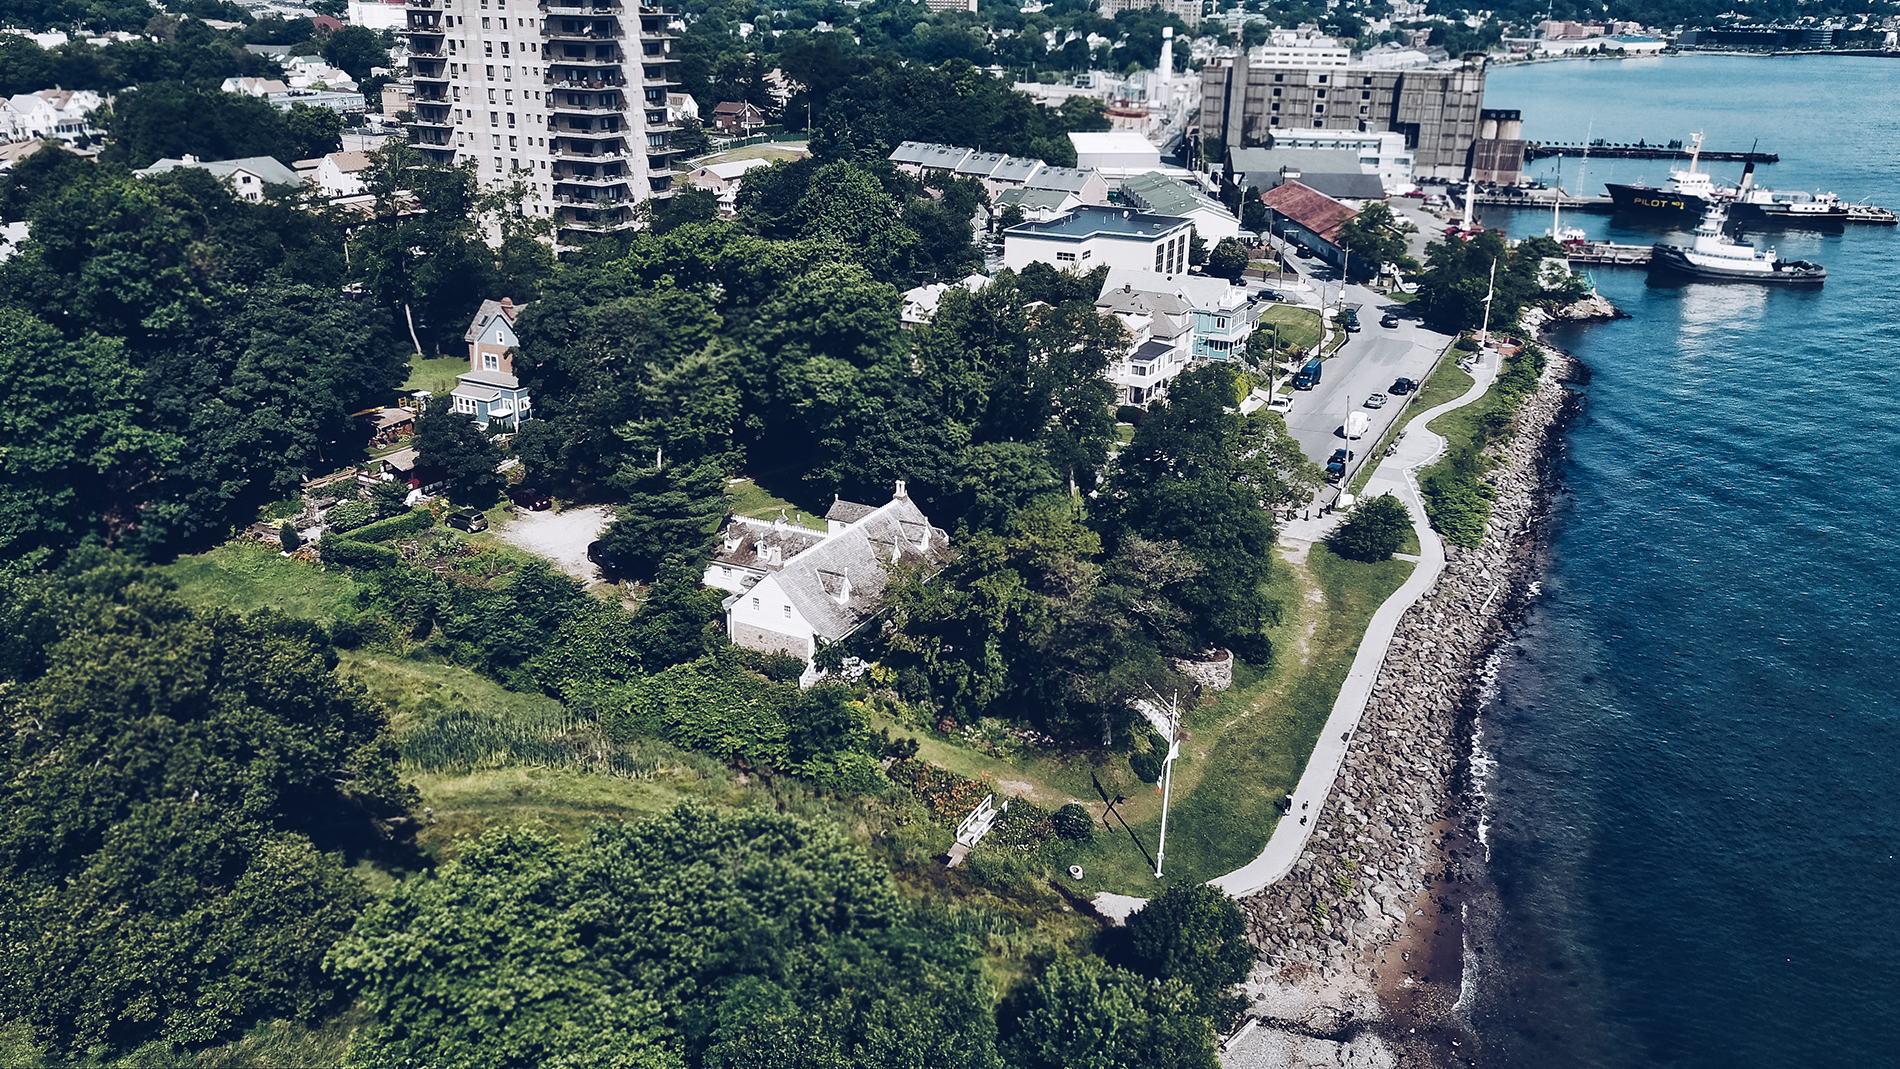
[1152,688,1181,880]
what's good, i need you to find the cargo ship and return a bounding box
[1605,132,1853,228]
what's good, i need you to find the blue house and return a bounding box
[450,298,533,430]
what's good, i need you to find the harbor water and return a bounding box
[1467,56,1900,1069]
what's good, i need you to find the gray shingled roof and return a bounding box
[463,299,513,344]
[825,497,878,524]
[711,516,830,573]
[775,495,950,641]
[1024,165,1098,193]
[891,141,973,170]
[954,151,1009,178]
[989,156,1042,184]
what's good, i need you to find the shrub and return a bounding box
[1454,333,1480,352]
[1115,404,1146,426]
[760,651,807,684]
[341,507,435,544]
[1052,803,1095,842]
[324,500,375,533]
[1326,493,1412,562]
[320,538,399,571]
[278,521,301,551]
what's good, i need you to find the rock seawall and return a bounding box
[1223,344,1583,1069]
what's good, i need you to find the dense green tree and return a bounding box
[413,394,505,508]
[1335,199,1414,277]
[319,24,391,80]
[350,141,497,351]
[0,571,412,1053]
[999,958,1217,1069]
[0,310,179,566]
[329,806,1002,1069]
[1205,236,1250,281]
[97,82,305,169]
[282,101,345,160]
[1118,883,1255,1027]
[1327,492,1413,562]
[795,160,920,280]
[600,457,728,581]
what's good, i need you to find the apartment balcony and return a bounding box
[409,43,445,58]
[411,63,449,85]
[412,86,449,103]
[558,208,636,232]
[405,0,440,7]
[546,64,627,84]
[553,190,631,205]
[553,169,630,185]
[412,106,454,129]
[549,91,626,116]
[541,0,621,12]
[405,16,443,34]
[553,141,628,160]
[543,21,624,42]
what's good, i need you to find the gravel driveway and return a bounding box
[492,504,615,583]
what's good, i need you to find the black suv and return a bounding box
[1390,377,1417,395]
[1325,447,1355,481]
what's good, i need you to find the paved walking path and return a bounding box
[1206,347,1500,898]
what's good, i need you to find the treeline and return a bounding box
[0,19,279,97]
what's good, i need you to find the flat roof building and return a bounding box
[1002,206,1196,275]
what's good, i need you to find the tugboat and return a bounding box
[1605,132,1724,219]
[1607,132,1870,228]
[1649,203,1826,285]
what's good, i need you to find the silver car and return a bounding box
[1364,393,1389,409]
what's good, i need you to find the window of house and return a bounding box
[492,134,501,148]
[501,42,509,55]
[485,41,493,55]
[490,111,498,125]
[1361,90,1372,100]
[482,17,490,28]
[1316,88,1327,99]
[448,39,456,51]
[1273,73,1284,82]
[751,597,760,611]
[488,88,496,102]
[507,112,515,126]
[1057,251,1076,262]
[1314,104,1325,114]
[1360,105,1369,114]
[508,135,516,148]
[1314,120,1324,128]
[505,89,513,101]
[483,353,499,370]
[1216,317,1228,328]
[1271,117,1281,126]
[1318,75,1329,84]
[1272,87,1281,97]
[486,65,494,78]
[782,605,792,618]
[1271,102,1280,113]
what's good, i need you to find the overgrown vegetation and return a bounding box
[1420,342,1549,547]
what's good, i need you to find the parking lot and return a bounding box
[490,504,615,584]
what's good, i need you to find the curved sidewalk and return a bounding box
[1208,348,1499,898]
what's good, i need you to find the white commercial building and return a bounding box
[400,0,685,239]
[1002,206,1195,275]
[347,0,410,30]
[1068,130,1164,173]
[1267,129,1415,193]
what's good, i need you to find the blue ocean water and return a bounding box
[1466,57,1900,1069]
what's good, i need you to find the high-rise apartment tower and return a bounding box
[403,0,682,236]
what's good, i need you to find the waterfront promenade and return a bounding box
[1207,345,1501,898]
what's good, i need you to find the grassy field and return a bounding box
[403,355,468,397]
[0,1008,369,1068]
[163,541,360,620]
[697,144,809,167]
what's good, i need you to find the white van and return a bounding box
[1345,412,1371,439]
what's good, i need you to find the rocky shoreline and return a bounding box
[1222,335,1588,1069]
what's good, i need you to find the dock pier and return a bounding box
[1564,242,1654,266]
[1526,144,1779,164]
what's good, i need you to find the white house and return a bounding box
[716,483,951,684]
[1094,285,1194,406]
[684,156,772,216]
[450,298,534,429]
[1099,266,1254,363]
[314,150,374,197]
[4,89,104,142]
[1002,206,1195,275]
[899,273,990,328]
[134,155,303,201]
[995,186,1083,224]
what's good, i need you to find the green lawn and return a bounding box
[162,541,360,621]
[1053,544,1413,895]
[1253,304,1324,353]
[725,477,829,530]
[403,355,467,398]
[0,1007,371,1068]
[697,144,809,167]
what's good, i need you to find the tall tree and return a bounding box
[413,394,504,508]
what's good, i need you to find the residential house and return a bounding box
[221,76,291,97]
[134,154,303,201]
[888,141,1109,205]
[716,482,952,684]
[4,89,104,142]
[315,150,374,197]
[449,298,534,429]
[1258,180,1359,271]
[889,141,974,177]
[684,156,772,216]
[710,101,767,134]
[356,407,415,445]
[899,273,990,328]
[1094,285,1194,406]
[1101,265,1254,362]
[994,186,1083,224]
[374,446,447,495]
[1002,205,1195,275]
[1119,171,1240,241]
[1022,164,1110,206]
[667,93,700,123]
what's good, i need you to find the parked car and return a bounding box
[1364,392,1389,409]
[447,508,488,532]
[1381,314,1401,328]
[587,539,622,579]
[1267,395,1294,414]
[1344,321,1362,333]
[1325,447,1355,481]
[1390,377,1417,395]
[1253,289,1285,302]
[1344,412,1371,439]
[510,486,552,511]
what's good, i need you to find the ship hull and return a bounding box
[1606,183,1710,218]
[1732,203,1848,228]
[1648,244,1826,284]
